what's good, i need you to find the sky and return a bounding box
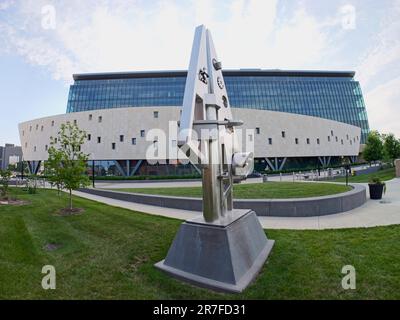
[0,0,399,146]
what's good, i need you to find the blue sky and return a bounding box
[0,0,399,146]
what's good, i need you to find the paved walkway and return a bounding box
[73,177,400,230]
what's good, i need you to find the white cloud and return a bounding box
[267,9,329,68]
[0,0,14,11]
[364,76,400,136]
[356,23,400,88]
[0,0,334,82]
[355,0,400,86]
[6,30,78,81]
[354,0,400,136]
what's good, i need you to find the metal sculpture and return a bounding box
[155,25,273,293]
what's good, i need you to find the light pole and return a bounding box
[342,156,350,186]
[21,159,24,181]
[92,159,95,188]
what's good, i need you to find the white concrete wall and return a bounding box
[234,108,361,157]
[18,106,361,161]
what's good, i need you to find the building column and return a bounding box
[126,160,130,177]
[33,161,41,174]
[130,160,143,176]
[318,156,332,167]
[114,160,127,176]
[264,158,276,171]
[27,160,41,175]
[278,157,287,171]
[265,157,286,171]
[192,164,202,175]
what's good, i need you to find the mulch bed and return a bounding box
[0,198,31,206]
[43,243,62,251]
[58,207,85,216]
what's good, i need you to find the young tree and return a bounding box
[46,149,65,195]
[383,133,400,166]
[363,131,384,165]
[0,169,12,199]
[47,122,90,211]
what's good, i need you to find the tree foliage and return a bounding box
[363,131,384,164]
[47,122,90,210]
[382,133,400,165]
[46,149,64,195]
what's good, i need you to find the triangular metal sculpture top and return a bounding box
[178,25,234,146]
[177,25,253,223]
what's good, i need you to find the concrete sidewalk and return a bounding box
[73,177,400,230]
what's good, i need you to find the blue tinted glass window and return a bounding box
[67,73,370,142]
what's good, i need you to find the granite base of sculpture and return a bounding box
[155,25,274,293]
[155,210,274,292]
[396,159,400,178]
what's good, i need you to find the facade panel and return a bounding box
[19,107,361,161]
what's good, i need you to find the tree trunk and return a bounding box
[69,189,72,210]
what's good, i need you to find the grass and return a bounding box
[109,182,352,199]
[335,167,396,183]
[0,188,399,299]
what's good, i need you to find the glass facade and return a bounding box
[89,160,124,176]
[66,70,370,142]
[85,160,199,177]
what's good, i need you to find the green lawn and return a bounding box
[0,188,399,299]
[109,182,352,199]
[335,167,396,183]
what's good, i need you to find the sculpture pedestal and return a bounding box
[395,159,400,178]
[155,210,274,293]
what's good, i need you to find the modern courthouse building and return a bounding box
[19,69,370,176]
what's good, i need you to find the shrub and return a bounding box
[24,176,38,194]
[0,169,12,198]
